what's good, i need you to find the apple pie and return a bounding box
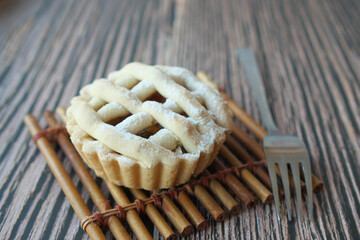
[66,62,232,190]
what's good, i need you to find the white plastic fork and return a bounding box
[237,48,313,221]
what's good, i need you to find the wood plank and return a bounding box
[0,0,359,239]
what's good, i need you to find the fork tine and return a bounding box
[278,162,292,220]
[267,161,281,221]
[290,162,302,221]
[302,161,313,220]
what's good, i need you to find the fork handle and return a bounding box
[237,48,279,134]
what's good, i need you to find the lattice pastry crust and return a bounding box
[66,63,233,190]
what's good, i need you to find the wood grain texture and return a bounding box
[0,0,359,239]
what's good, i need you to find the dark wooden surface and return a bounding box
[1,0,359,239]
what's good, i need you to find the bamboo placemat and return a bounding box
[23,72,323,240]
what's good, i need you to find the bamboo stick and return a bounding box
[220,146,273,203]
[193,185,227,222]
[177,191,207,230]
[203,170,241,215]
[211,159,257,208]
[226,135,274,189]
[24,115,106,240]
[197,71,324,192]
[105,181,153,240]
[130,189,176,240]
[44,112,132,240]
[56,107,67,121]
[311,176,323,193]
[226,135,285,199]
[161,196,193,236]
[226,99,267,140]
[232,124,265,159]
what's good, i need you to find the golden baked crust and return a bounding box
[66,62,232,190]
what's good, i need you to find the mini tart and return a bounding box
[66,62,233,190]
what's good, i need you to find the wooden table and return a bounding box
[1,0,359,239]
